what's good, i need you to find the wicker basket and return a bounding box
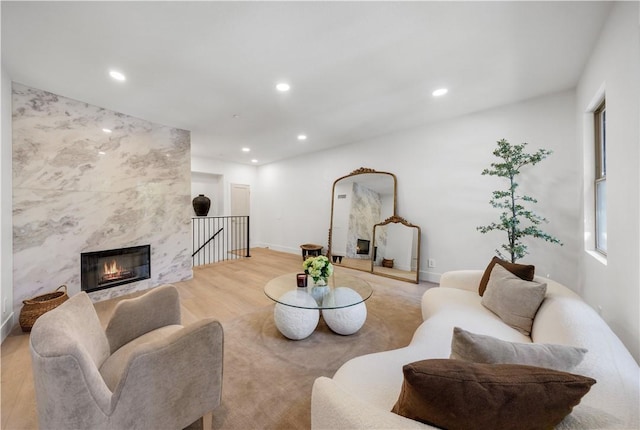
[382,258,394,268]
[19,285,69,332]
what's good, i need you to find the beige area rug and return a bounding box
[212,280,427,429]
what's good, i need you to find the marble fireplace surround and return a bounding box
[346,182,382,258]
[12,83,192,315]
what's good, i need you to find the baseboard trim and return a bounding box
[255,243,300,256]
[420,270,441,284]
[1,312,15,343]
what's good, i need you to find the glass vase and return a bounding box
[310,277,329,305]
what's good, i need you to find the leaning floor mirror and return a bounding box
[372,216,421,283]
[328,168,397,273]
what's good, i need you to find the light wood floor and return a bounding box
[1,248,431,429]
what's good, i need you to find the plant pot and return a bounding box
[382,258,394,268]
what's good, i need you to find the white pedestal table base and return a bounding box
[273,290,319,340]
[322,287,368,335]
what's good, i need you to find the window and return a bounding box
[594,100,606,254]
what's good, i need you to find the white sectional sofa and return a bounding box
[311,270,640,429]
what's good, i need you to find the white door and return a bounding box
[230,184,250,216]
[230,184,250,253]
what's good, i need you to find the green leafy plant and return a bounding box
[477,139,562,263]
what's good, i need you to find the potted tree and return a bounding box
[477,139,562,263]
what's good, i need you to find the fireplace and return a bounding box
[81,245,151,293]
[356,239,370,255]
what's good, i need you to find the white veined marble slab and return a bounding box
[12,83,192,309]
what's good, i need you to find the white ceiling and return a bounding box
[2,1,611,165]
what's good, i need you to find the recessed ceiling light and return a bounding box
[251,159,258,163]
[242,147,250,152]
[432,88,448,97]
[98,151,106,155]
[297,134,307,141]
[276,82,290,92]
[102,128,112,133]
[109,70,126,81]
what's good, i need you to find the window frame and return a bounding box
[594,99,606,255]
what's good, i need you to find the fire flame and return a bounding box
[104,260,122,276]
[99,259,134,284]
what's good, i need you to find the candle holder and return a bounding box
[296,273,308,288]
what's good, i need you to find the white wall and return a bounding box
[255,156,340,255]
[576,2,639,362]
[385,223,413,271]
[191,172,223,216]
[1,63,14,341]
[255,90,580,288]
[190,136,258,243]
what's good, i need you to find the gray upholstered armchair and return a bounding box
[29,285,223,430]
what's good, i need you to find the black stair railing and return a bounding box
[192,227,224,258]
[192,216,250,266]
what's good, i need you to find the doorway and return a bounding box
[230,183,250,216]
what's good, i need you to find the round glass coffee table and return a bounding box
[264,272,373,340]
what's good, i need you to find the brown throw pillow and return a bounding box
[450,327,588,372]
[391,359,596,430]
[478,256,535,296]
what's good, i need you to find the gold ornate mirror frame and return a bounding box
[372,215,421,284]
[328,167,398,275]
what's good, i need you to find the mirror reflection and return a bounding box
[372,216,421,283]
[328,168,397,274]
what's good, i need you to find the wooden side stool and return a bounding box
[300,243,323,261]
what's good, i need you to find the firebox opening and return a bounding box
[81,245,150,293]
[356,239,370,255]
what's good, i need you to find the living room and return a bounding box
[1,1,639,428]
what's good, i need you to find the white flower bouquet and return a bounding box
[303,255,334,284]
